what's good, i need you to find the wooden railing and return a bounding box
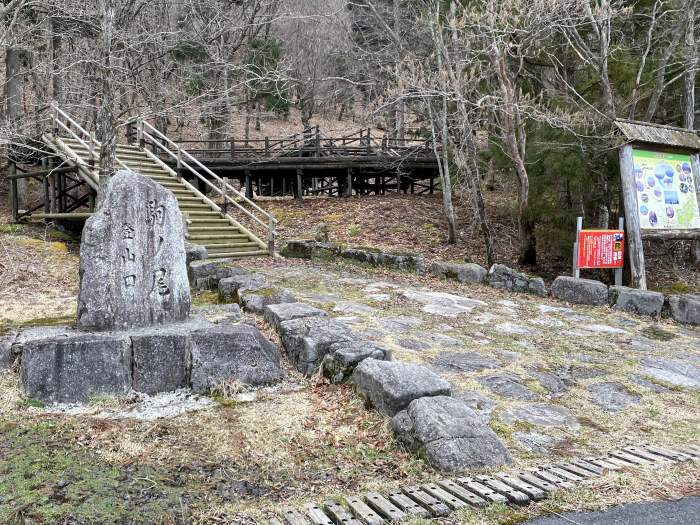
[129,117,278,254]
[49,103,131,189]
[148,126,435,162]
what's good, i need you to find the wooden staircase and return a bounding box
[42,105,276,259]
[52,138,269,258]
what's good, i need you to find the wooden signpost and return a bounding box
[615,120,700,290]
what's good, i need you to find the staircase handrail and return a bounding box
[50,103,131,176]
[131,117,277,252]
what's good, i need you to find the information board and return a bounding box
[577,230,625,269]
[632,149,700,229]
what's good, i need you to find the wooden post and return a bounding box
[265,137,270,156]
[268,216,276,255]
[691,154,700,265]
[89,131,96,167]
[615,217,624,286]
[346,168,353,197]
[245,170,253,200]
[137,118,144,148]
[429,176,434,194]
[282,175,287,197]
[573,216,582,278]
[221,177,229,214]
[619,145,647,289]
[176,146,183,180]
[295,169,303,200]
[315,126,321,157]
[230,138,236,159]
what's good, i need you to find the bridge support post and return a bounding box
[345,168,353,197]
[245,170,254,200]
[295,169,303,200]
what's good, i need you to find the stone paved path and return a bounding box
[255,261,700,459]
[524,496,700,524]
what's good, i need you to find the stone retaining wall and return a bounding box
[281,239,425,273]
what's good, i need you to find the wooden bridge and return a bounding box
[8,105,440,258]
[134,124,440,199]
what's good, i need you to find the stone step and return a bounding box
[205,242,260,254]
[188,233,248,242]
[208,249,268,259]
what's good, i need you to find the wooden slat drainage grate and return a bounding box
[274,442,699,524]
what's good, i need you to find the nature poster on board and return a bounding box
[632,149,700,230]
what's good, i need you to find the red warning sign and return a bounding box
[577,230,625,269]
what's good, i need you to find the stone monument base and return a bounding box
[13,318,282,404]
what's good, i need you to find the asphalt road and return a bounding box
[524,496,700,524]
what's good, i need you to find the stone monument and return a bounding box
[77,171,190,331]
[13,170,282,404]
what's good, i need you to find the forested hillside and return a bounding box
[1,0,699,275]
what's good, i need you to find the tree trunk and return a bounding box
[4,47,27,207]
[683,2,696,129]
[96,0,116,207]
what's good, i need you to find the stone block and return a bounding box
[131,326,191,395]
[322,341,391,384]
[263,302,327,333]
[350,358,452,416]
[609,286,664,316]
[391,396,511,472]
[430,261,487,284]
[667,294,700,326]
[77,171,190,331]
[487,264,546,297]
[240,289,297,314]
[340,247,425,273]
[1,331,17,370]
[190,324,282,394]
[188,259,249,291]
[218,273,266,303]
[278,316,355,375]
[280,239,340,260]
[551,276,608,306]
[185,242,208,267]
[20,331,132,403]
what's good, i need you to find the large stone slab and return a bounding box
[401,290,486,317]
[77,171,190,331]
[500,403,580,429]
[641,357,700,389]
[608,286,664,317]
[430,261,487,284]
[391,396,510,472]
[278,316,354,375]
[479,373,538,400]
[587,382,640,412]
[264,302,327,333]
[551,276,608,306]
[487,264,546,297]
[20,330,132,403]
[322,341,391,384]
[668,294,700,326]
[431,351,501,373]
[190,324,282,394]
[350,358,451,416]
